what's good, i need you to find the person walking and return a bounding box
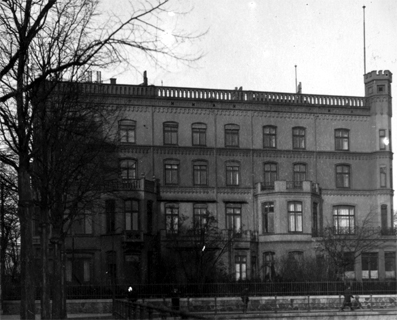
[241,287,250,313]
[340,286,354,311]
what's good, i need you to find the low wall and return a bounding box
[3,295,396,315]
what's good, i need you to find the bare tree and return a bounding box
[0,1,202,318]
[315,210,386,281]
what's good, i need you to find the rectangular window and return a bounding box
[333,206,355,234]
[335,129,349,151]
[312,202,318,236]
[292,127,306,149]
[381,204,388,231]
[336,165,350,188]
[263,126,277,148]
[193,163,208,185]
[193,203,208,230]
[235,255,247,281]
[288,201,303,232]
[165,204,179,235]
[262,202,274,233]
[106,200,116,234]
[66,258,91,283]
[362,252,378,280]
[263,252,275,281]
[106,251,117,281]
[226,164,240,186]
[226,203,242,232]
[165,163,179,185]
[119,120,136,143]
[385,252,396,279]
[293,163,306,188]
[192,123,207,146]
[379,129,386,150]
[344,252,355,279]
[164,122,178,145]
[380,166,387,188]
[264,163,277,189]
[225,124,239,147]
[125,200,139,231]
[147,201,153,234]
[120,159,137,181]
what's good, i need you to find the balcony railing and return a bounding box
[104,178,156,193]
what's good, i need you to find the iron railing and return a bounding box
[3,281,396,300]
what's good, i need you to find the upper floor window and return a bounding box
[193,160,208,186]
[105,199,116,234]
[333,206,355,234]
[120,159,137,181]
[381,204,388,230]
[380,166,387,188]
[163,122,178,145]
[379,129,389,150]
[262,202,274,233]
[292,127,306,149]
[288,201,303,232]
[293,163,306,188]
[165,203,179,235]
[125,199,139,231]
[225,124,239,147]
[193,203,208,230]
[335,129,349,151]
[226,203,242,233]
[119,120,136,143]
[71,212,93,235]
[263,162,277,189]
[312,202,319,236]
[263,126,277,148]
[164,159,179,185]
[192,123,207,146]
[226,161,240,186]
[336,164,351,188]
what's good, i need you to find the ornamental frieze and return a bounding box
[159,187,216,195]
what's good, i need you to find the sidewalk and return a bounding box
[0,314,114,319]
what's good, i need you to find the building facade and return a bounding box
[60,70,395,285]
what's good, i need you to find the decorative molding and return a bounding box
[159,187,216,195]
[217,188,252,195]
[155,147,214,156]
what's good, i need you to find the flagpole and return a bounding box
[363,6,366,75]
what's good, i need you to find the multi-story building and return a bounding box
[61,70,395,285]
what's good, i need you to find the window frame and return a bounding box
[263,251,276,281]
[119,119,136,144]
[380,166,387,188]
[263,162,277,189]
[293,163,307,188]
[362,252,379,280]
[335,164,351,188]
[125,199,139,231]
[193,160,208,186]
[288,201,303,233]
[224,124,240,147]
[163,121,179,145]
[120,159,137,181]
[262,202,275,234]
[193,203,208,231]
[165,203,179,235]
[226,161,240,186]
[226,203,242,233]
[235,255,247,281]
[164,159,179,185]
[292,127,306,150]
[263,125,277,148]
[333,205,355,234]
[192,122,207,146]
[335,129,350,151]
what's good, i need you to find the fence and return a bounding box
[4,281,396,300]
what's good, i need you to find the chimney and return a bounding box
[110,78,117,84]
[143,71,148,86]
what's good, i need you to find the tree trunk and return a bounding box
[19,168,36,319]
[52,239,66,319]
[40,210,51,319]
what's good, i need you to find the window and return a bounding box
[379,129,387,150]
[71,213,93,235]
[362,252,378,280]
[292,127,306,149]
[193,161,208,186]
[106,251,117,281]
[235,255,247,281]
[226,203,242,232]
[66,258,92,283]
[288,201,303,232]
[262,202,274,233]
[263,162,277,189]
[120,159,137,181]
[343,252,355,279]
[380,166,387,188]
[125,200,139,231]
[293,163,306,188]
[192,123,207,146]
[165,203,179,234]
[164,160,179,185]
[263,252,276,281]
[226,161,240,186]
[336,164,350,188]
[333,206,355,234]
[335,129,349,151]
[147,201,153,234]
[106,200,116,233]
[163,122,178,145]
[225,124,239,147]
[385,252,396,279]
[312,202,319,236]
[377,85,385,93]
[263,126,277,148]
[119,120,136,143]
[193,203,208,230]
[381,204,388,231]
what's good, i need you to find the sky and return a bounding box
[102,0,397,196]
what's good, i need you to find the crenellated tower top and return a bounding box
[364,70,392,97]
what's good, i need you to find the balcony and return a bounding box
[257,181,320,194]
[104,178,157,193]
[122,230,144,242]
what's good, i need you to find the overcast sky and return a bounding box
[104,0,397,195]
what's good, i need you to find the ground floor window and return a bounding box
[362,252,378,280]
[385,252,396,279]
[235,255,247,281]
[66,258,91,283]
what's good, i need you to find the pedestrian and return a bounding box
[127,286,138,302]
[241,287,249,313]
[339,286,354,311]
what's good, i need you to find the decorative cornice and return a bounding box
[217,188,252,195]
[321,189,393,197]
[155,147,214,156]
[159,187,216,195]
